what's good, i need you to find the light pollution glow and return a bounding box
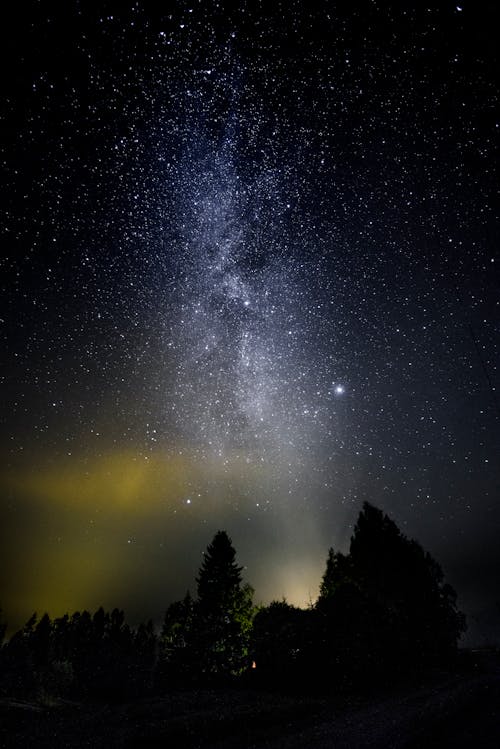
[1,448,346,631]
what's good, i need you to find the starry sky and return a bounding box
[1,1,498,642]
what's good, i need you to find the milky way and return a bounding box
[0,2,498,640]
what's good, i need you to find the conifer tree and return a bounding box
[316,502,466,679]
[194,530,254,677]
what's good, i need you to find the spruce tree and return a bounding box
[194,530,254,678]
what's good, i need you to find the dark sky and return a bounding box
[1,1,498,643]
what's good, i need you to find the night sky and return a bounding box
[1,1,498,643]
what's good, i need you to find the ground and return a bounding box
[1,653,499,748]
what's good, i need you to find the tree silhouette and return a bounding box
[317,548,352,603]
[0,607,160,700]
[350,502,465,660]
[251,600,316,687]
[317,502,466,682]
[32,613,52,669]
[193,530,254,678]
[0,515,467,699]
[196,531,245,610]
[159,591,196,683]
[160,531,254,681]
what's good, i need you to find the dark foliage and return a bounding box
[160,531,254,683]
[251,601,317,688]
[315,502,466,685]
[0,512,466,701]
[0,607,158,701]
[158,591,196,685]
[250,504,466,690]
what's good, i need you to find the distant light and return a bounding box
[186,498,191,505]
[335,385,345,395]
[456,5,462,10]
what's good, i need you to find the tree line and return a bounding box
[0,503,466,700]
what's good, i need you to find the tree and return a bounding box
[194,531,254,678]
[349,502,466,661]
[317,548,352,605]
[159,591,196,682]
[251,600,316,687]
[162,592,194,652]
[316,502,466,682]
[32,613,52,669]
[1,613,39,696]
[159,531,254,681]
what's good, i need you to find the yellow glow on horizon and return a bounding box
[5,450,191,513]
[4,448,277,515]
[259,558,321,609]
[5,541,117,629]
[1,446,327,635]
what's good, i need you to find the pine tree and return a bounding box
[194,531,254,678]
